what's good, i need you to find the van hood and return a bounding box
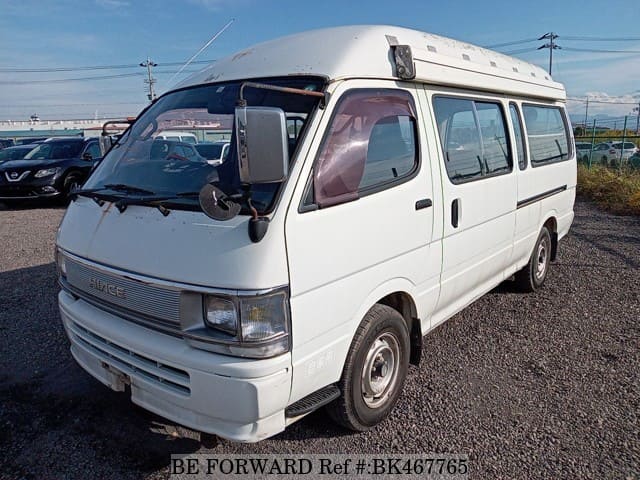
[57,197,289,290]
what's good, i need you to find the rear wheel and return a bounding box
[326,304,409,431]
[515,226,552,292]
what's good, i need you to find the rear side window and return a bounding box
[433,96,512,183]
[509,103,527,170]
[522,105,570,166]
[313,89,418,208]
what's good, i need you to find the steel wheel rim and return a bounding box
[535,239,548,279]
[361,332,400,408]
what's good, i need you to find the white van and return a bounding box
[156,131,198,144]
[56,26,576,442]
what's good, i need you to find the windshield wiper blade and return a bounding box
[114,191,201,216]
[103,183,156,195]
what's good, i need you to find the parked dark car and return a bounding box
[0,144,38,164]
[15,137,48,145]
[0,137,102,203]
[0,138,15,150]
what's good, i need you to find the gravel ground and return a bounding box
[0,199,638,479]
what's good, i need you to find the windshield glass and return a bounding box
[195,143,227,160]
[85,76,325,214]
[24,141,83,160]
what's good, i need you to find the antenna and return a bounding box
[166,18,235,87]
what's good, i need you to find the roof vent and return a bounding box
[513,67,519,72]
[490,61,497,67]
[531,72,536,77]
[462,54,470,61]
[427,45,437,53]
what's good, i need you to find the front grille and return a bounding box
[69,320,190,396]
[65,257,182,326]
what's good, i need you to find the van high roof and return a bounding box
[178,25,565,101]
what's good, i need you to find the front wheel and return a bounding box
[326,304,409,431]
[62,172,82,200]
[515,226,552,292]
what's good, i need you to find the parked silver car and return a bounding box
[591,141,638,166]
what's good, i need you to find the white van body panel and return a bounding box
[57,197,289,289]
[283,79,441,402]
[56,25,575,442]
[179,26,564,101]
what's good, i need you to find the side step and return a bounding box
[285,385,340,418]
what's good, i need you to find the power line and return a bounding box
[483,37,538,49]
[0,69,201,85]
[0,59,215,73]
[501,47,539,55]
[562,35,640,41]
[567,97,640,105]
[562,46,640,54]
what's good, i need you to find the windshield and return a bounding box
[0,148,30,161]
[85,76,325,214]
[195,143,226,160]
[24,141,83,160]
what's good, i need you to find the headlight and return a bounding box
[203,288,290,357]
[204,296,238,335]
[240,290,288,342]
[35,167,59,178]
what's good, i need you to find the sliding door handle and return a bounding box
[415,198,432,210]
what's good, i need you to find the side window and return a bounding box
[312,89,418,208]
[509,103,527,170]
[522,105,570,167]
[84,142,101,159]
[433,96,512,183]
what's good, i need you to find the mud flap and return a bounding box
[410,318,422,366]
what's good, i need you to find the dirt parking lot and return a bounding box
[0,199,638,479]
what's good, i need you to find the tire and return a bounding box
[514,226,552,292]
[326,304,409,431]
[62,172,82,200]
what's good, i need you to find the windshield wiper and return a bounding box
[103,183,156,195]
[113,191,201,216]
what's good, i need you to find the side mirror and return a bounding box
[82,152,93,161]
[235,106,289,184]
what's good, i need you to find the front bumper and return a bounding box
[0,176,62,199]
[59,290,292,442]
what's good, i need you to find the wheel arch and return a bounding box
[541,214,558,261]
[353,279,422,367]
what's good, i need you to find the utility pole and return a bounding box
[537,32,560,75]
[583,97,589,131]
[634,103,640,134]
[140,57,158,102]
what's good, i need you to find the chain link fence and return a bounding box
[573,115,640,170]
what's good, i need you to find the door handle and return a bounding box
[415,198,432,210]
[451,198,461,228]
